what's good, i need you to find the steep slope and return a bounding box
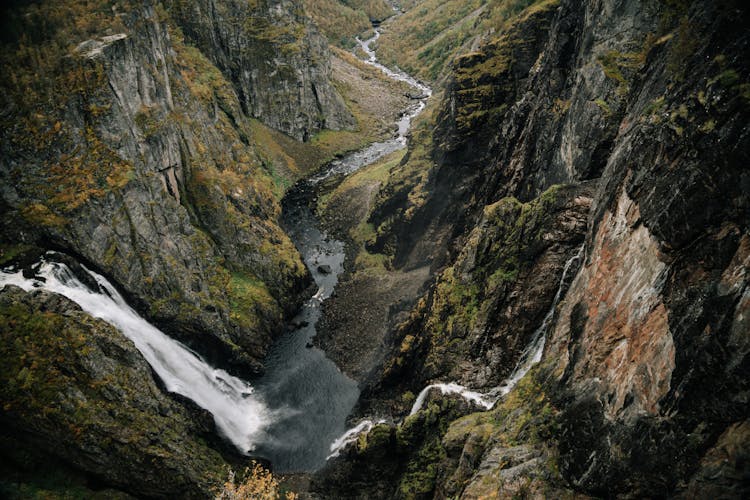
[0,0,356,375]
[168,0,355,140]
[0,285,226,498]
[316,0,749,497]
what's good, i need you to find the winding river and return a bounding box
[0,27,430,473]
[250,29,431,471]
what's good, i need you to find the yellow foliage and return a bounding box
[215,462,297,500]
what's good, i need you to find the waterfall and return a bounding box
[409,382,494,416]
[327,419,386,459]
[0,256,271,454]
[408,245,586,415]
[491,244,585,397]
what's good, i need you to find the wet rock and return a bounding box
[332,0,750,497]
[291,318,310,329]
[317,264,333,274]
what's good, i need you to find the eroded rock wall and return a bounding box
[0,286,227,498]
[168,0,354,141]
[326,0,749,497]
[0,0,353,374]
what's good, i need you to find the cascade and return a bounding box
[407,245,586,414]
[0,256,270,453]
[327,419,386,459]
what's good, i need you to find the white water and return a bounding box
[0,257,271,453]
[491,244,586,397]
[408,245,586,415]
[409,382,494,416]
[327,419,386,459]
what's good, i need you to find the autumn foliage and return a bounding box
[215,462,297,500]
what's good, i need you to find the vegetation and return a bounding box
[367,97,439,258]
[376,0,485,82]
[383,185,563,380]
[375,0,557,82]
[326,149,405,272]
[227,271,278,331]
[354,368,563,498]
[215,462,297,500]
[0,244,36,267]
[300,0,394,48]
[0,1,136,225]
[302,0,376,48]
[0,292,226,496]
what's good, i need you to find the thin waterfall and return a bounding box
[491,244,585,397]
[0,257,271,453]
[328,245,585,457]
[407,244,586,415]
[327,419,386,459]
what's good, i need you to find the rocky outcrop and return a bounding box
[321,0,749,497]
[363,182,593,412]
[0,286,227,498]
[168,0,355,141]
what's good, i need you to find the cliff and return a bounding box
[0,0,356,375]
[317,0,749,497]
[0,285,226,498]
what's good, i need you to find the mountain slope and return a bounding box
[0,0,357,375]
[315,0,749,497]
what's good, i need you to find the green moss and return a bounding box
[376,0,559,83]
[711,69,740,87]
[666,16,700,80]
[301,0,379,48]
[392,398,467,498]
[594,98,612,116]
[0,290,227,495]
[597,49,646,96]
[0,244,36,267]
[228,271,276,330]
[357,423,393,454]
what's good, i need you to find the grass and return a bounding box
[319,149,405,212]
[375,0,559,82]
[376,0,486,82]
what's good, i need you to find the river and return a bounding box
[249,28,431,471]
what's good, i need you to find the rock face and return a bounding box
[320,0,749,497]
[0,0,356,375]
[369,182,594,405]
[169,0,354,141]
[0,286,226,498]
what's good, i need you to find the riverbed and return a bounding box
[247,29,431,472]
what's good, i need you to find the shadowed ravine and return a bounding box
[251,28,431,471]
[0,27,430,474]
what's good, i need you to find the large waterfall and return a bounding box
[0,257,271,453]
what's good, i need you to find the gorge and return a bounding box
[1,0,749,499]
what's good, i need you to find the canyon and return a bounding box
[1,0,748,498]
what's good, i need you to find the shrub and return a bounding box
[215,462,297,500]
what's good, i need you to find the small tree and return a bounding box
[215,461,297,500]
